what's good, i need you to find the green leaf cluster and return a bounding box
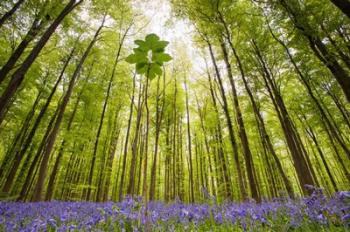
[126,34,172,80]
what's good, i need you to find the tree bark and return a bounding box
[220,40,260,202]
[268,26,350,160]
[0,78,44,181]
[0,16,45,85]
[207,39,246,200]
[329,0,350,19]
[252,40,316,195]
[207,70,233,199]
[17,98,61,201]
[32,18,103,202]
[184,74,195,203]
[278,0,350,101]
[127,79,144,195]
[0,0,82,125]
[44,84,83,201]
[149,73,165,200]
[0,0,25,28]
[1,45,75,193]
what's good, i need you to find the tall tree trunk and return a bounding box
[217,14,295,197]
[184,74,194,203]
[149,73,165,200]
[0,0,82,125]
[0,84,42,182]
[117,78,135,199]
[268,26,350,160]
[195,90,217,197]
[0,0,25,28]
[1,45,75,193]
[96,24,131,202]
[127,78,144,195]
[103,120,121,201]
[251,40,316,195]
[1,72,50,192]
[239,59,294,197]
[44,84,83,201]
[206,39,246,200]
[0,16,45,85]
[142,69,150,204]
[32,18,103,202]
[329,0,350,19]
[220,40,260,202]
[17,97,61,201]
[207,72,233,199]
[304,121,338,192]
[172,77,178,200]
[278,0,350,101]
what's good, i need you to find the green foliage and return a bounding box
[126,33,172,80]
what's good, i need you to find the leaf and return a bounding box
[125,54,138,64]
[136,62,148,74]
[145,34,160,44]
[126,33,171,79]
[153,53,172,64]
[151,40,169,52]
[145,34,168,51]
[148,63,162,79]
[125,52,147,64]
[134,40,149,52]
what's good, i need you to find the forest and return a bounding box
[0,0,350,231]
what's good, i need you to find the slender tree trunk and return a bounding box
[217,14,295,197]
[17,98,61,201]
[268,26,350,159]
[127,79,144,195]
[0,84,42,182]
[149,73,165,200]
[0,0,25,28]
[206,39,246,200]
[207,74,233,199]
[239,60,294,197]
[1,45,75,193]
[136,129,144,196]
[93,46,123,202]
[220,40,260,202]
[172,77,178,200]
[184,74,194,203]
[164,118,170,201]
[305,122,338,192]
[142,69,150,204]
[278,0,350,101]
[325,87,350,130]
[32,18,103,202]
[117,74,135,199]
[0,0,82,125]
[1,72,50,192]
[177,116,185,200]
[195,90,217,197]
[329,0,350,19]
[252,40,316,195]
[0,17,45,85]
[44,84,83,201]
[95,25,131,202]
[103,121,121,201]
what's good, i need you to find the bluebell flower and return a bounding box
[214,212,223,224]
[339,191,350,199]
[342,214,350,222]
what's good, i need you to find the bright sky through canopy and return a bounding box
[132,0,204,74]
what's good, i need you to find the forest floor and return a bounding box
[1,189,349,231]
